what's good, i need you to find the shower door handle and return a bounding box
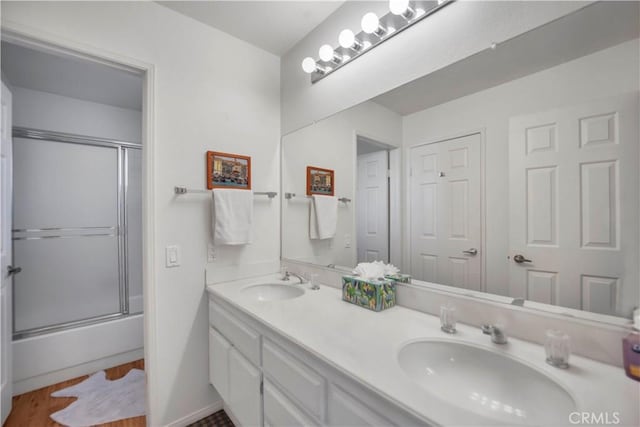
[7,265,22,276]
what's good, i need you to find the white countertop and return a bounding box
[207,274,639,427]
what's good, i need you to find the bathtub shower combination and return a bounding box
[11,128,142,339]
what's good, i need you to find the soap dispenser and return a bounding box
[622,308,640,381]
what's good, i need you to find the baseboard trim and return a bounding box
[223,403,241,427]
[165,400,224,427]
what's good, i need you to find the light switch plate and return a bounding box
[166,245,180,267]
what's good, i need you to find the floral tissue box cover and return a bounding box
[384,274,412,284]
[342,275,396,312]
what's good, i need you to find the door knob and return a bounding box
[513,254,532,264]
[7,265,22,276]
[462,248,478,256]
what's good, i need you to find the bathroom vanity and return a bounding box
[207,275,638,427]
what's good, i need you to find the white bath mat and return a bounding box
[50,369,145,427]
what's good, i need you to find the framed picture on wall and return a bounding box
[306,166,334,196]
[206,151,252,190]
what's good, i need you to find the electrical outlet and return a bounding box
[344,234,351,248]
[207,242,216,262]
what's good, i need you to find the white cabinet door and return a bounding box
[209,327,231,401]
[229,347,262,427]
[509,93,639,316]
[410,133,482,290]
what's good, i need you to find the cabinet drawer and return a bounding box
[263,339,325,420]
[208,327,230,401]
[328,385,395,426]
[264,379,318,427]
[210,301,261,365]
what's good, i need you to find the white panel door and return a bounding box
[410,133,482,290]
[509,93,639,316]
[1,81,13,424]
[357,150,389,263]
[228,347,262,427]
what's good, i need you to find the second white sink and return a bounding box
[240,283,305,302]
[397,339,577,426]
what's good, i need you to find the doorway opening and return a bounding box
[356,135,400,265]
[1,37,146,423]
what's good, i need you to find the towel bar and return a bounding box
[174,186,277,199]
[284,192,351,203]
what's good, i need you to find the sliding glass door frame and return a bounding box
[11,127,141,339]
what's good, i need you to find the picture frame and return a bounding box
[206,151,252,190]
[306,166,335,196]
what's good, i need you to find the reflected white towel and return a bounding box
[212,189,253,245]
[309,195,338,240]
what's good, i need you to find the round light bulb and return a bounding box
[338,29,355,49]
[389,0,410,15]
[318,44,335,62]
[301,57,317,74]
[361,12,380,34]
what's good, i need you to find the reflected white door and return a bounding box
[1,81,13,424]
[508,93,639,316]
[410,133,482,290]
[357,151,389,262]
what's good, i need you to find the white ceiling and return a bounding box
[158,1,345,56]
[1,42,143,111]
[373,1,640,116]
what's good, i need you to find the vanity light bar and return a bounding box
[302,0,454,84]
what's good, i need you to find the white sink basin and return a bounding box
[397,340,576,426]
[240,283,305,302]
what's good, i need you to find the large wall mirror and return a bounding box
[281,2,639,322]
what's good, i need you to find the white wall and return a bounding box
[282,101,401,267]
[2,2,280,425]
[403,39,640,296]
[281,0,591,134]
[12,86,141,142]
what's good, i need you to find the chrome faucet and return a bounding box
[482,324,508,344]
[283,271,308,284]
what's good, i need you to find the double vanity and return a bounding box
[207,275,638,426]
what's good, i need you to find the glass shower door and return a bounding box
[12,137,122,336]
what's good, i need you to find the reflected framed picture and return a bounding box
[306,166,334,196]
[206,151,252,190]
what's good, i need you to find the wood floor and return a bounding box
[4,359,146,427]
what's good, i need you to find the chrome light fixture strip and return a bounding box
[309,0,454,84]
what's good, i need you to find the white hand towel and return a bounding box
[212,189,253,245]
[309,195,338,240]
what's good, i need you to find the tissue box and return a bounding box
[385,274,412,284]
[342,275,396,311]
